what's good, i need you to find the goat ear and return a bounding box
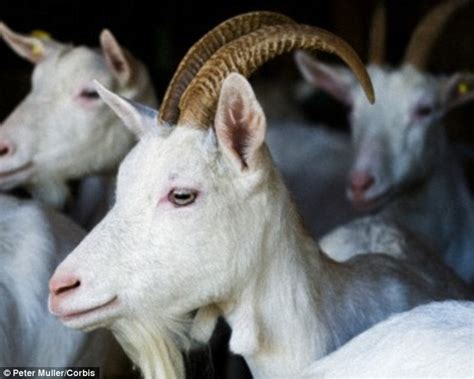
[0,22,50,63]
[100,29,132,86]
[294,50,355,106]
[215,73,266,171]
[94,80,159,138]
[442,72,474,114]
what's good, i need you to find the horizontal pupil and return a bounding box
[82,91,99,98]
[175,193,190,199]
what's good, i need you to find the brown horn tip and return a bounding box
[158,11,296,125]
[404,0,472,69]
[178,23,374,128]
[368,2,386,65]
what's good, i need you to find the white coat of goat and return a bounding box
[302,300,474,378]
[49,61,469,379]
[0,194,128,373]
[295,0,474,282]
[0,23,157,221]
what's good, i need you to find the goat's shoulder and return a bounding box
[343,246,470,303]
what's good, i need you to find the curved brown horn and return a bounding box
[368,2,386,64]
[159,11,295,124]
[404,0,471,69]
[178,23,375,127]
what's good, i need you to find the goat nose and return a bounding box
[350,171,375,194]
[49,274,81,296]
[0,140,14,157]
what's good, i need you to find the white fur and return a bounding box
[50,75,469,379]
[0,24,157,227]
[302,301,474,378]
[320,214,412,262]
[0,194,127,372]
[296,53,474,283]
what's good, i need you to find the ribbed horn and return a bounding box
[159,11,295,124]
[404,0,471,69]
[178,23,375,127]
[368,2,386,64]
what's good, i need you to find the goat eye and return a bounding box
[80,89,100,99]
[168,189,197,206]
[414,104,434,118]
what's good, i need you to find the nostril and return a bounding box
[0,142,13,157]
[0,146,9,157]
[50,276,81,296]
[55,280,81,296]
[350,172,375,193]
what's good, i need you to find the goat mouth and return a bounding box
[350,190,393,212]
[0,162,33,185]
[58,296,119,329]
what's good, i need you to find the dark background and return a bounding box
[1,0,474,119]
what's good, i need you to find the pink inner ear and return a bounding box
[2,31,45,63]
[224,97,254,169]
[110,53,125,73]
[101,34,131,83]
[296,52,353,106]
[318,76,351,105]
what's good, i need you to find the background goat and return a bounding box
[295,0,474,283]
[0,23,157,228]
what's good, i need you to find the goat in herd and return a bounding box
[0,22,157,228]
[296,0,474,284]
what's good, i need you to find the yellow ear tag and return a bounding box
[457,82,470,95]
[29,30,50,57]
[31,29,51,41]
[31,41,44,57]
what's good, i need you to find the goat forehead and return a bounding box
[353,67,437,128]
[121,128,217,188]
[61,47,107,73]
[33,47,109,90]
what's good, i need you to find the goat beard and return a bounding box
[111,315,191,379]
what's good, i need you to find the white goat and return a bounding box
[295,0,474,283]
[302,300,474,378]
[48,18,470,379]
[0,23,157,227]
[0,194,129,374]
